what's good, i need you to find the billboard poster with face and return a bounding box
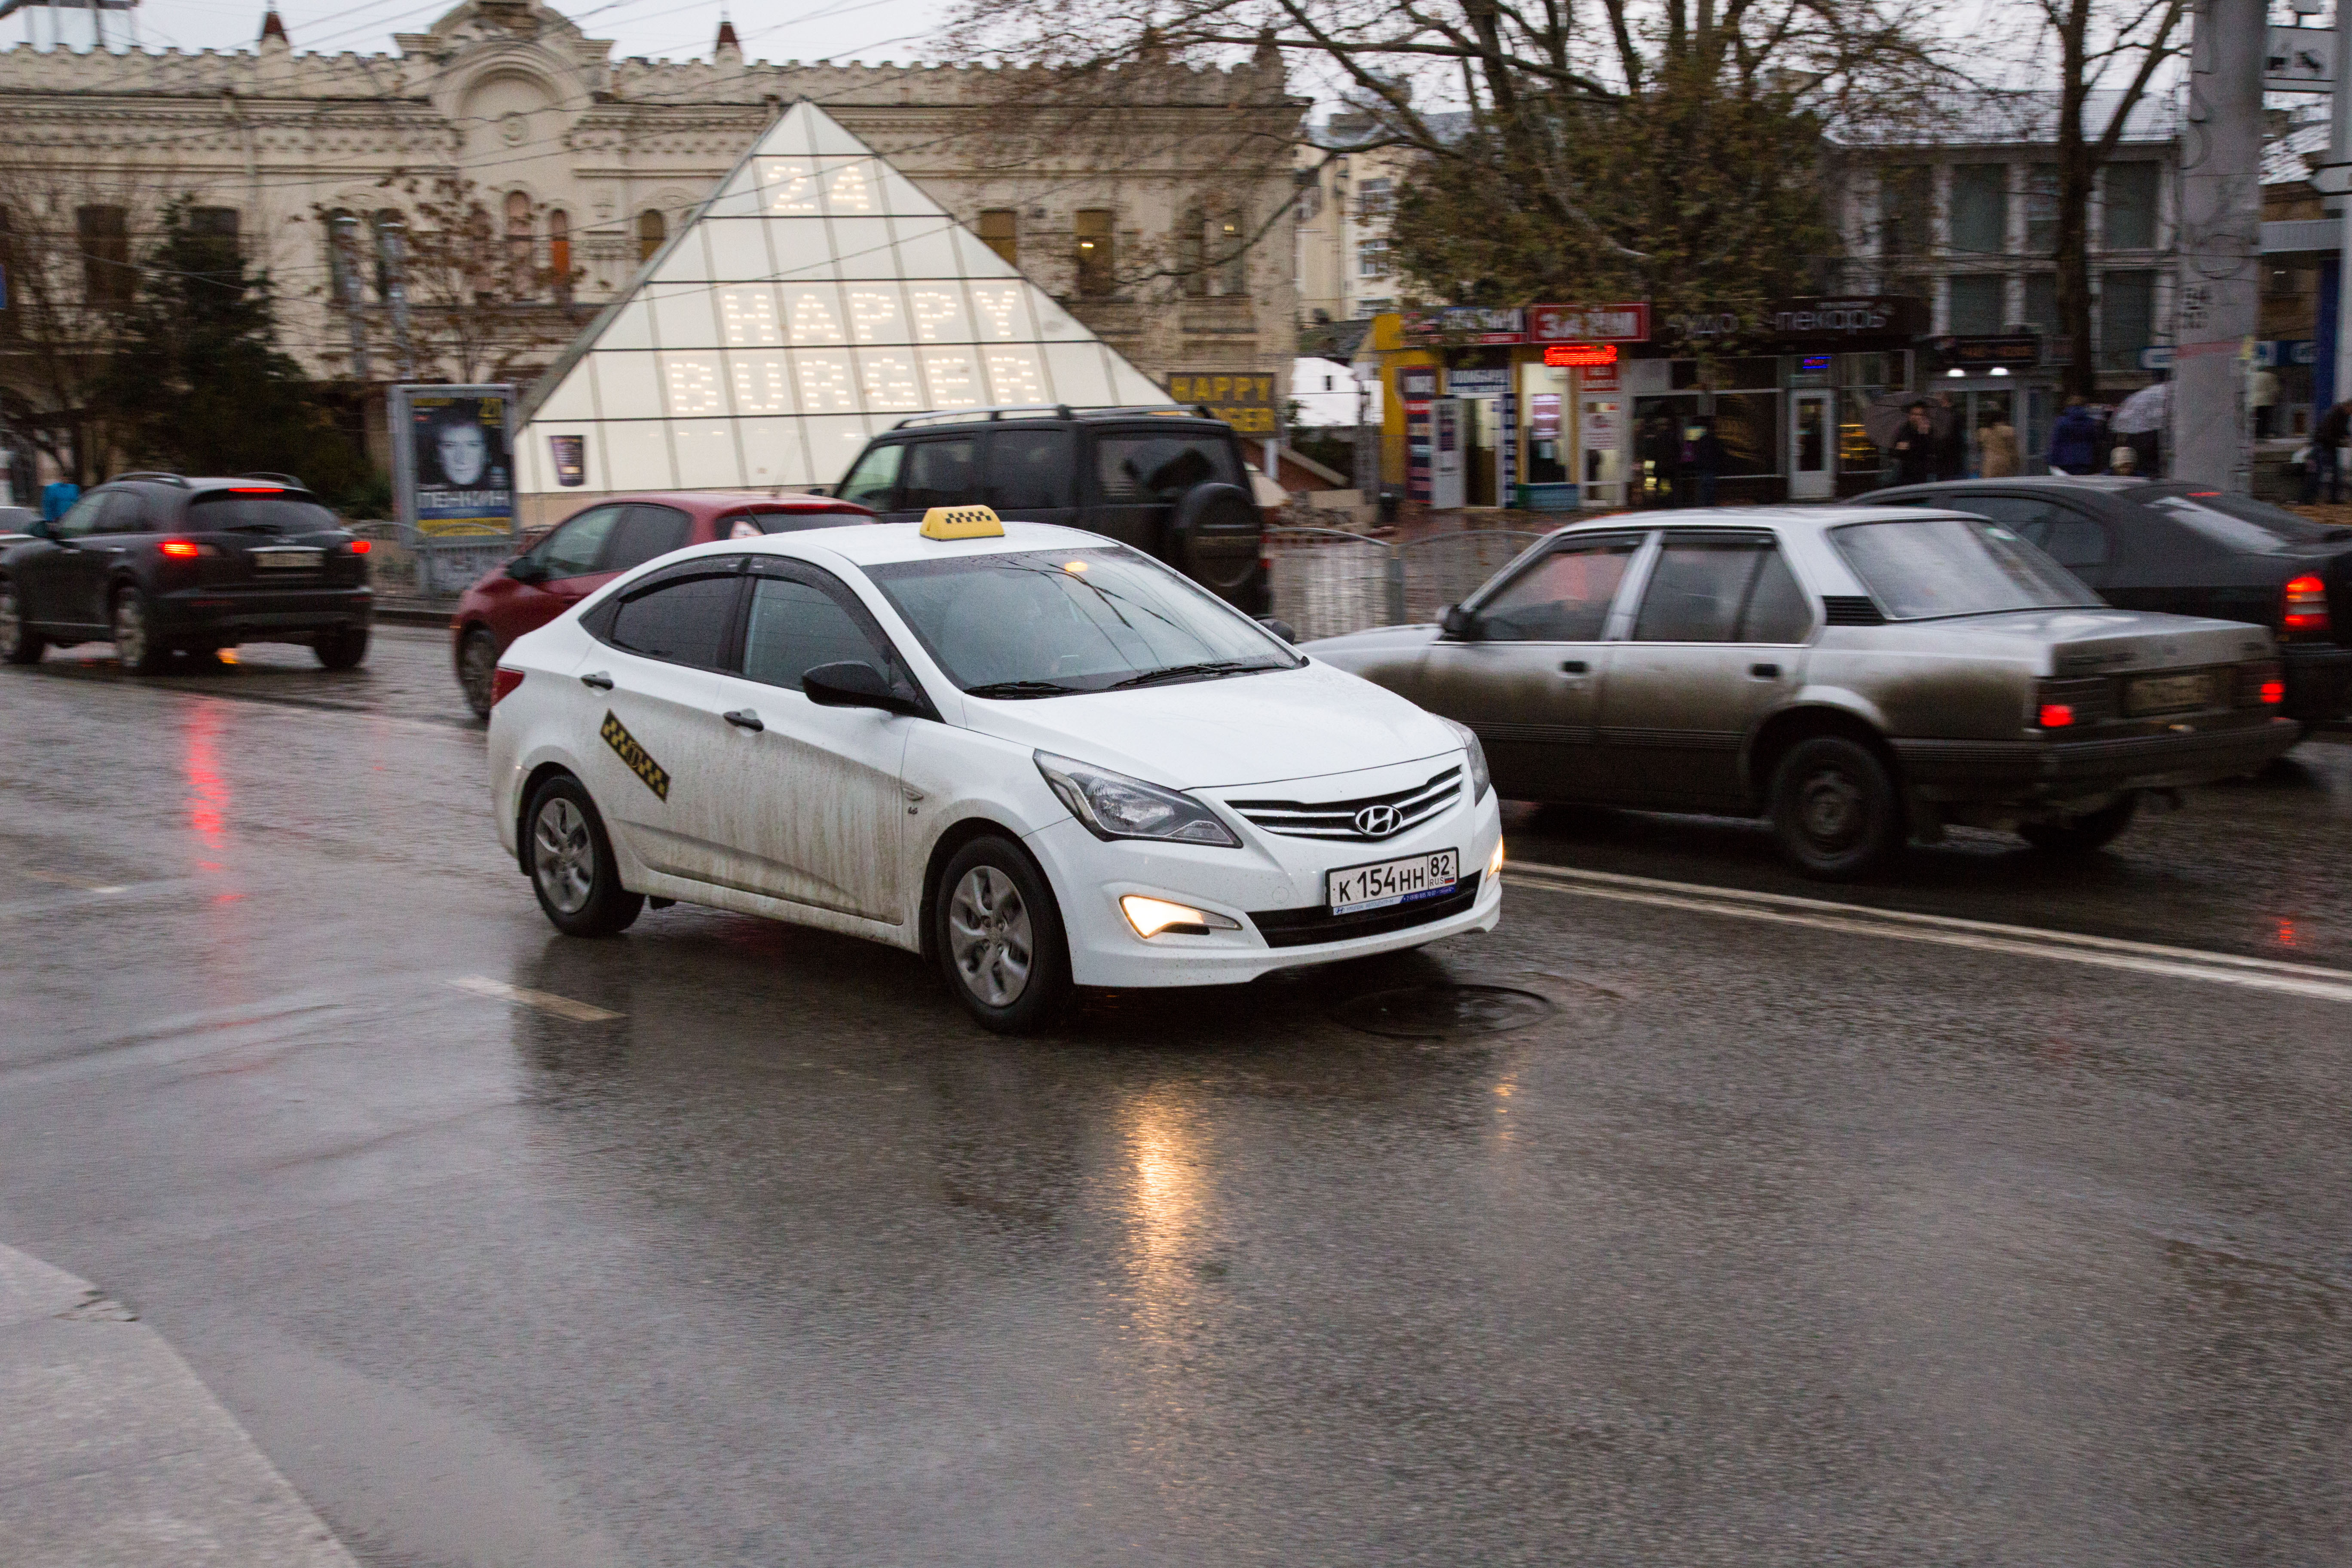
[394,387,516,540]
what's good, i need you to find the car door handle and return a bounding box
[1559,659,1589,674]
[1749,662,1781,678]
[579,671,614,690]
[723,709,764,732]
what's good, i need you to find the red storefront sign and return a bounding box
[1543,343,1619,368]
[1527,302,1651,343]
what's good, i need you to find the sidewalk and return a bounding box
[0,1243,358,1568]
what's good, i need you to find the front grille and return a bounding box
[1821,594,1886,626]
[1226,765,1462,842]
[1250,872,1483,949]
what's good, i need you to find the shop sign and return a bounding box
[1166,371,1280,435]
[1931,333,2040,371]
[2266,26,2333,92]
[1767,296,1927,338]
[2139,345,2175,371]
[1447,367,1512,395]
[1577,361,1620,392]
[1397,365,1442,401]
[1544,343,1618,368]
[1405,306,1525,343]
[2255,339,2316,368]
[1527,302,1650,342]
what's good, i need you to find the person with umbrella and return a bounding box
[2109,375,2168,478]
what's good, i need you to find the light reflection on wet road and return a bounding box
[2,630,2348,1565]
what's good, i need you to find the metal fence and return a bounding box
[1266,527,1547,641]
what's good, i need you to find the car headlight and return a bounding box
[1439,718,1491,802]
[1035,751,1242,846]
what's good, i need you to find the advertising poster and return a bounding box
[404,391,515,537]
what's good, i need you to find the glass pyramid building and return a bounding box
[515,100,1177,496]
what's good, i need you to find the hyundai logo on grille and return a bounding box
[1353,803,1403,837]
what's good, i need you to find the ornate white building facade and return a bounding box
[0,0,1301,479]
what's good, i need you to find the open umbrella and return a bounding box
[2110,381,2170,435]
[1862,392,1924,449]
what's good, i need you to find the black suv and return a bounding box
[0,474,373,673]
[1866,476,2352,721]
[834,406,1270,612]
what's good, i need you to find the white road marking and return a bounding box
[1506,863,2352,1006]
[447,976,622,1023]
[17,867,126,894]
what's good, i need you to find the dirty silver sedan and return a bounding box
[1305,508,2302,877]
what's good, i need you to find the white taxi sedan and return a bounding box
[487,507,1502,1030]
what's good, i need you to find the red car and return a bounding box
[452,491,874,716]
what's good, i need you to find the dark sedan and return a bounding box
[1865,477,2352,721]
[1,475,373,672]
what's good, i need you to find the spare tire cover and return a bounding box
[1166,481,1262,600]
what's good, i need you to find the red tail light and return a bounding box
[348,539,371,555]
[490,667,525,706]
[159,538,200,559]
[2261,679,2286,705]
[2283,574,2330,634]
[2038,703,2075,729]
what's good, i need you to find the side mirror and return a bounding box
[803,660,918,715]
[1256,616,1298,644]
[1440,603,1481,639]
[505,555,545,583]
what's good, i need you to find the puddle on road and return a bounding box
[1332,983,1557,1040]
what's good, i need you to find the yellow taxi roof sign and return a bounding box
[919,504,1005,540]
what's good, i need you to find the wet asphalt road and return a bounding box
[3,626,2350,1566]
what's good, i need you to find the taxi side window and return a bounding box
[534,506,623,578]
[739,573,890,692]
[604,571,740,669]
[1476,539,1638,641]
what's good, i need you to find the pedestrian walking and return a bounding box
[1931,392,1965,480]
[1641,416,1681,506]
[39,478,78,524]
[2049,396,2102,475]
[2250,366,2280,441]
[1688,417,1727,506]
[1890,402,1937,485]
[1977,411,2019,478]
[2307,398,2352,504]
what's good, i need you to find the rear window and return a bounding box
[188,493,339,535]
[1831,516,2098,619]
[2143,490,2352,551]
[1095,432,1243,502]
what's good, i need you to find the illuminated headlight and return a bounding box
[1121,894,1242,938]
[1439,718,1491,802]
[1035,751,1241,846]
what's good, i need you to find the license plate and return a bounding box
[252,548,322,571]
[2126,670,2212,715]
[1327,849,1460,916]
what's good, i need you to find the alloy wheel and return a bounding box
[947,865,1033,1008]
[533,796,596,915]
[113,594,148,670]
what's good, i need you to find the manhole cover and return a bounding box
[1332,984,1556,1040]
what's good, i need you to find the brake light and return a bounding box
[159,539,200,559]
[2282,574,2330,634]
[490,667,525,706]
[347,539,371,555]
[230,486,284,493]
[2038,703,2075,729]
[2262,679,2286,705]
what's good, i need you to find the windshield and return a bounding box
[1832,516,2098,619]
[866,545,1300,697]
[2143,490,2352,551]
[188,493,340,536]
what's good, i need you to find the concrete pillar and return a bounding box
[2171,0,2266,488]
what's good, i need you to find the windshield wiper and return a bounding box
[1109,659,1273,690]
[963,679,1085,699]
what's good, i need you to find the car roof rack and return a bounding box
[893,404,1076,429]
[237,472,303,486]
[108,471,190,487]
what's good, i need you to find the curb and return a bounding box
[0,1243,359,1567]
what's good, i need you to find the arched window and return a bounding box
[637,208,667,263]
[371,209,405,302]
[548,209,572,303]
[505,190,534,297]
[1215,206,1247,297]
[1177,206,1207,298]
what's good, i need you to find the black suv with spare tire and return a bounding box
[833,406,1270,612]
[0,473,372,672]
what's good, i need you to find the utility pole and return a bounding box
[2172,0,2266,489]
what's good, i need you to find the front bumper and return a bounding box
[156,585,373,638]
[1024,778,1504,989]
[2282,643,2352,721]
[1892,714,2303,802]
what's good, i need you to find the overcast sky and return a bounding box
[8,0,953,66]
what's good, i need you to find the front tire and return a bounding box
[2019,792,2139,855]
[933,836,1071,1032]
[111,585,169,675]
[457,626,499,718]
[0,584,44,665]
[314,625,369,670]
[524,775,643,937]
[1769,735,1903,879]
